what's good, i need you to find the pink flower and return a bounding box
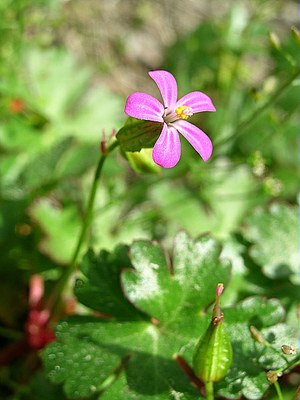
[124,70,216,168]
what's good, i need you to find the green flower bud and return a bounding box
[193,284,232,383]
[126,148,161,174]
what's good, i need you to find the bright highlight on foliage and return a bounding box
[124,70,216,168]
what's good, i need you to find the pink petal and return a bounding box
[124,92,164,122]
[152,124,181,168]
[176,91,216,113]
[173,120,213,161]
[149,70,178,110]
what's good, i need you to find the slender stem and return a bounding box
[205,381,214,400]
[274,381,284,400]
[46,141,119,316]
[215,66,300,149]
[277,354,300,375]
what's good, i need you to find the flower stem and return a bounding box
[205,381,214,400]
[46,140,119,318]
[274,381,284,400]
[215,66,300,149]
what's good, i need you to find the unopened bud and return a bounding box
[29,275,44,309]
[250,326,266,344]
[266,370,278,384]
[281,344,297,355]
[100,130,106,154]
[126,148,161,174]
[212,283,225,325]
[216,283,224,298]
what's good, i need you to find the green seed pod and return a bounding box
[193,284,232,383]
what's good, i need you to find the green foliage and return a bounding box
[29,198,81,264]
[43,233,297,399]
[1,1,299,399]
[243,203,298,280]
[43,232,230,398]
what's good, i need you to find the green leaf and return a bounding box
[75,245,145,320]
[57,143,99,179]
[18,372,66,400]
[43,233,294,399]
[17,137,73,191]
[24,48,92,119]
[242,203,298,281]
[29,198,81,264]
[117,120,162,152]
[122,233,230,321]
[100,371,201,400]
[44,317,202,399]
[215,297,290,400]
[43,232,230,399]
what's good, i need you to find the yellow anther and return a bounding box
[175,105,193,120]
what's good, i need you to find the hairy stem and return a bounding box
[46,140,119,317]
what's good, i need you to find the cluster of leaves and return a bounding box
[42,230,298,400]
[0,0,299,399]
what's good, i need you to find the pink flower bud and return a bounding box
[29,275,44,308]
[216,283,224,298]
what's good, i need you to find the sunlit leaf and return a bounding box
[243,203,298,281]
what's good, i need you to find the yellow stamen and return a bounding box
[175,105,193,120]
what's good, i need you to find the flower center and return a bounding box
[163,105,193,124]
[175,105,193,119]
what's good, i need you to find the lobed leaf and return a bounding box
[43,233,295,399]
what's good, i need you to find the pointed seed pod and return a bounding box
[193,283,232,383]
